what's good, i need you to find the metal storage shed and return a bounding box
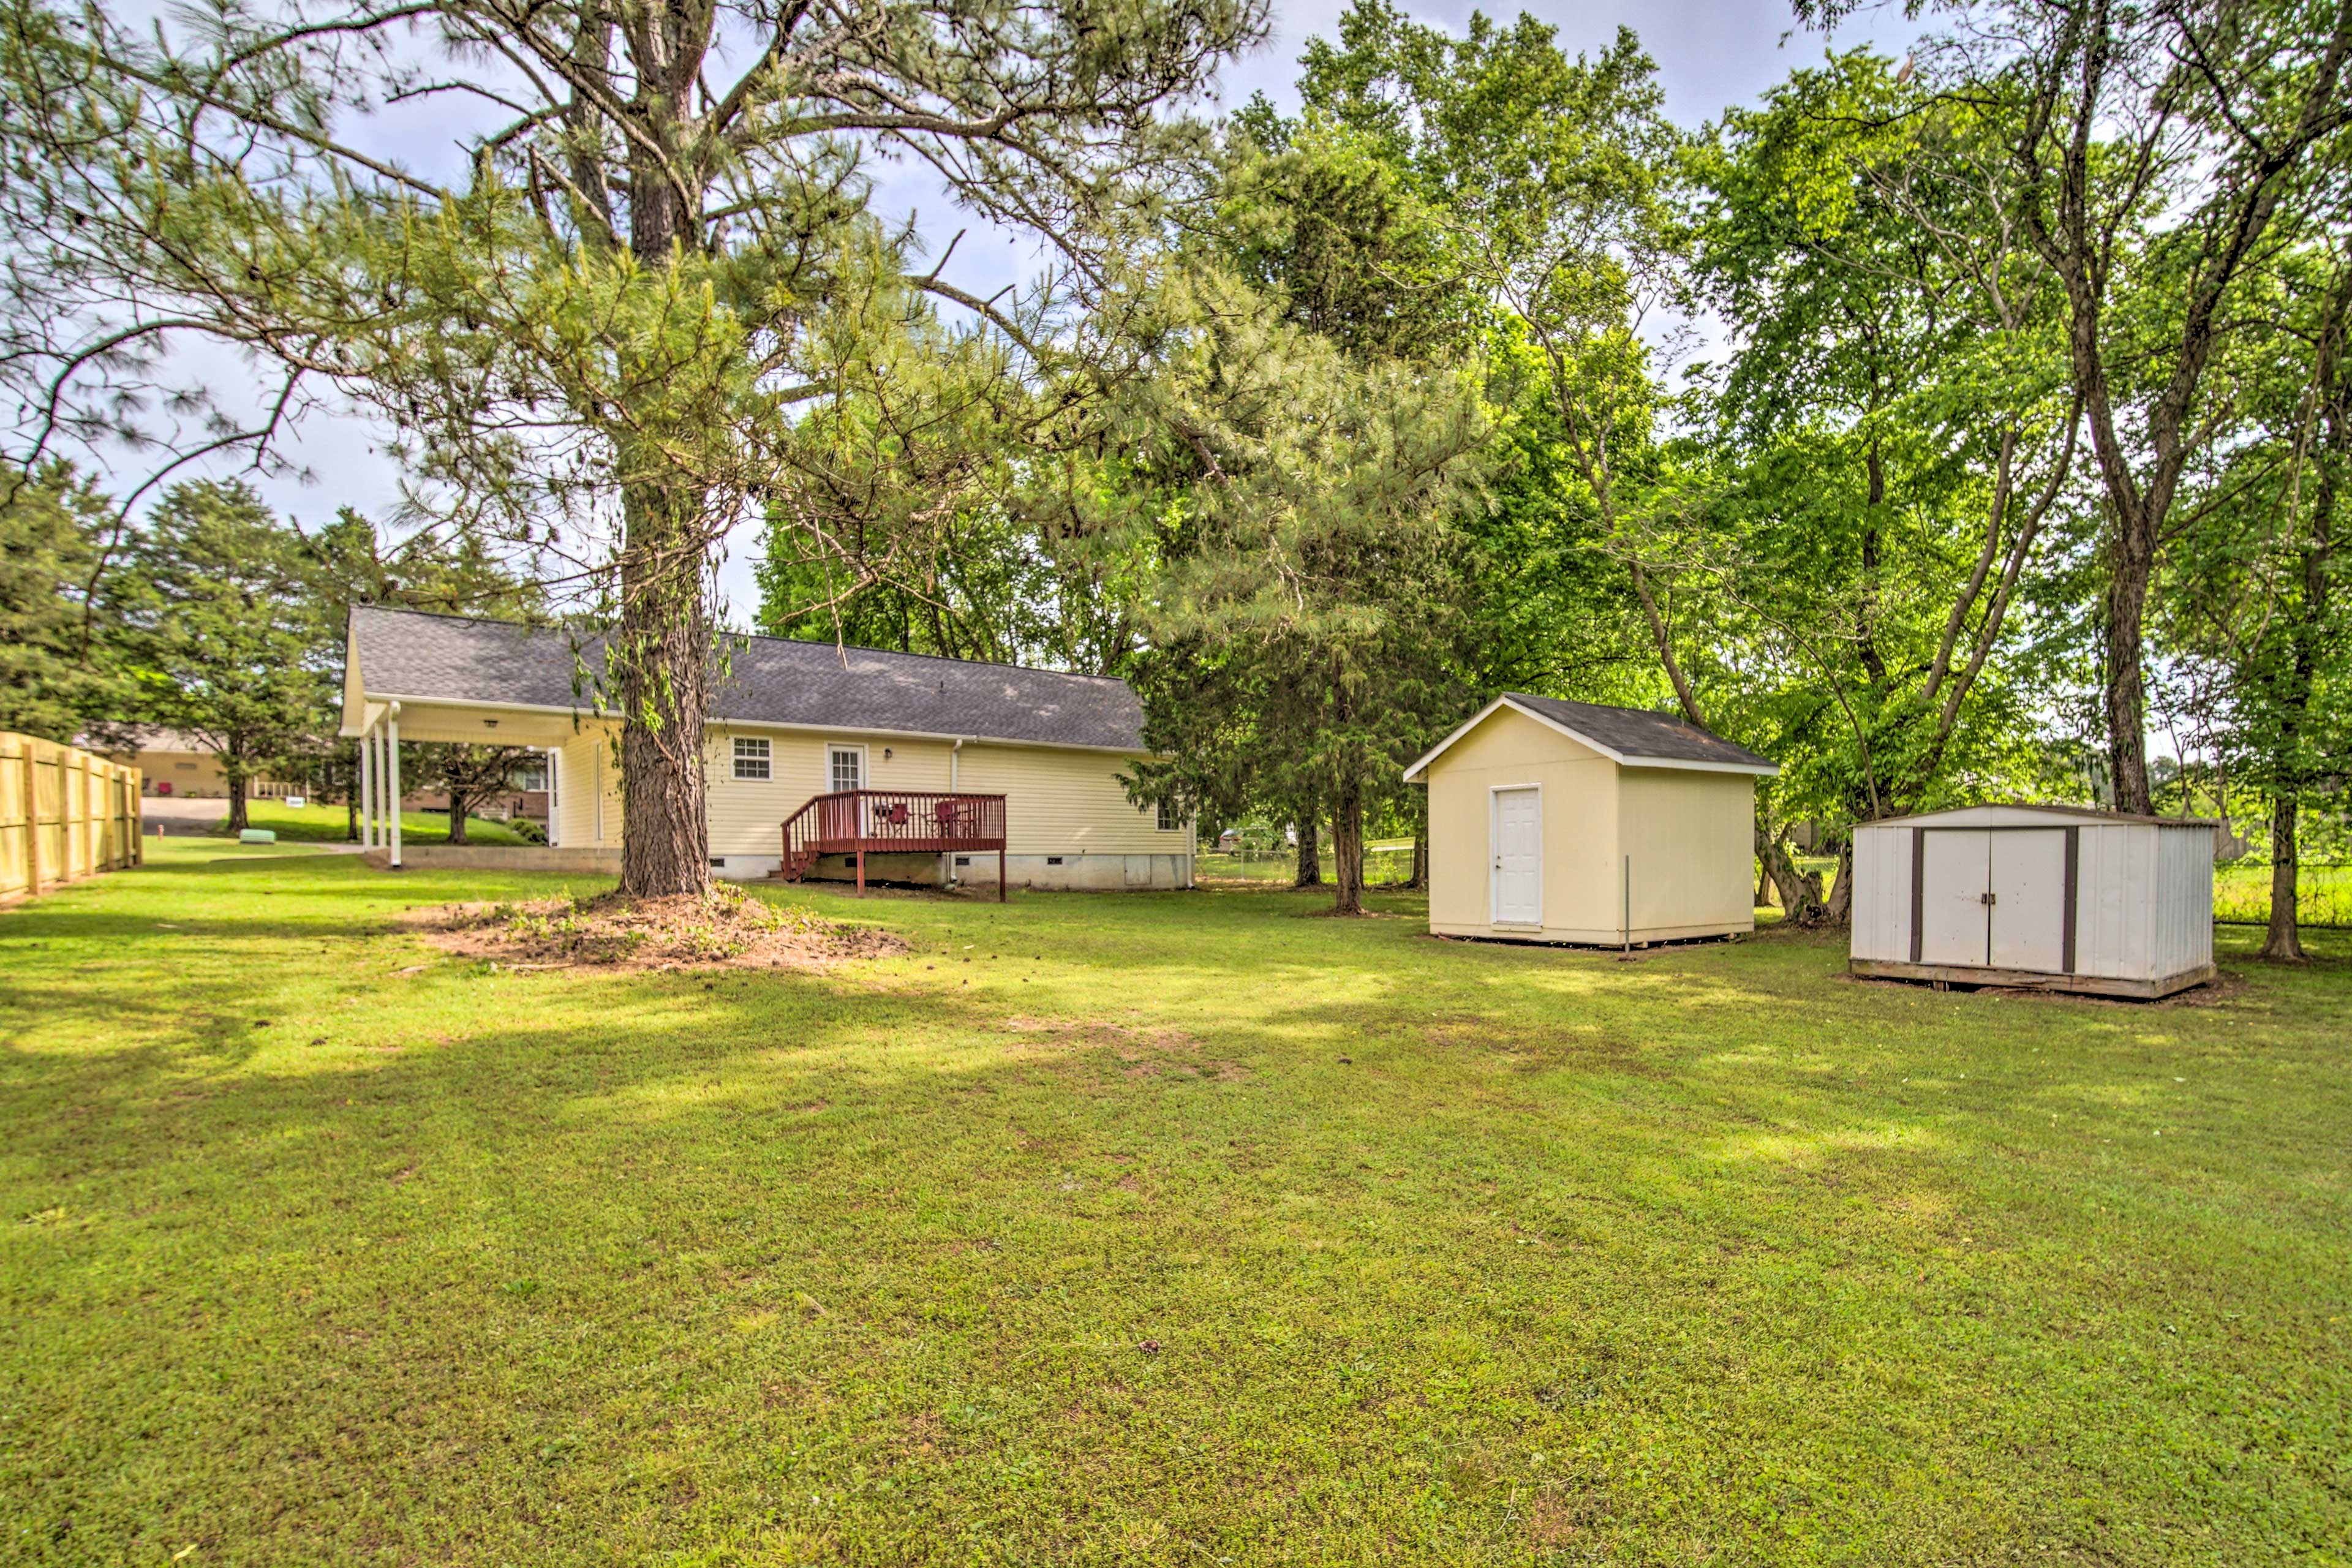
[1849,804,2215,998]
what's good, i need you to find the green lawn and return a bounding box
[2214,861,2352,929]
[2,846,2347,1564]
[207,798,534,846]
[1196,846,1416,884]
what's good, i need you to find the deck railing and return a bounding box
[781,790,1008,897]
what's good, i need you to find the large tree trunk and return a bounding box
[447,786,470,846]
[1408,827,1428,891]
[2103,502,2157,815]
[616,482,714,900]
[2261,792,2304,961]
[1756,827,1826,926]
[1824,839,1856,925]
[225,753,248,834]
[344,747,359,843]
[1330,779,1366,916]
[1292,809,1322,887]
[2262,264,2346,958]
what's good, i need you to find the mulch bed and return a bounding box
[406,886,907,972]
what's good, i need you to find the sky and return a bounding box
[104,0,1927,625]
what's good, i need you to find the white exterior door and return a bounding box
[1490,786,1542,926]
[1918,829,1991,965]
[1989,829,2068,973]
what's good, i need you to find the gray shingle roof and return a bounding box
[1505,693,1777,771]
[350,606,1147,752]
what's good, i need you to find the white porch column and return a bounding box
[359,721,377,850]
[386,704,402,870]
[545,747,559,847]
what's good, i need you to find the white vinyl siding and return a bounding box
[704,733,957,858]
[534,725,1188,864]
[552,726,619,847]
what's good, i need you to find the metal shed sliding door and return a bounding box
[1987,831,2069,972]
[1917,829,1991,965]
[1913,827,2073,973]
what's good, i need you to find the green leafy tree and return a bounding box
[1686,49,2084,914]
[1787,0,2352,814]
[421,743,546,845]
[2156,246,2351,959]
[1117,269,1488,914]
[301,509,552,840]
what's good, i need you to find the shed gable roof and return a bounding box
[1404,693,1778,780]
[349,606,1149,752]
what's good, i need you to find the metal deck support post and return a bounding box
[998,846,1006,902]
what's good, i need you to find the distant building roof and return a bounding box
[1404,692,1779,779]
[348,606,1149,752]
[85,726,216,756]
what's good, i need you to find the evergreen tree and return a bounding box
[116,482,331,832]
[0,463,128,742]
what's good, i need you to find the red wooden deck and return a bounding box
[779,790,1008,898]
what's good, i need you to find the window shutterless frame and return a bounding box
[731,736,772,781]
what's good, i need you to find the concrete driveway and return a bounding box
[141,796,229,835]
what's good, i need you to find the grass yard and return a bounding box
[208,798,536,846]
[2,846,2348,1564]
[2213,861,2352,930]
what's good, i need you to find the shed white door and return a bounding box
[1490,786,1542,926]
[1917,827,2071,972]
[1918,829,1991,965]
[1988,829,2068,973]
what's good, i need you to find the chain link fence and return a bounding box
[1194,844,1420,888]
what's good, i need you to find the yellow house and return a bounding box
[339,607,1193,889]
[1403,694,1777,946]
[98,728,299,801]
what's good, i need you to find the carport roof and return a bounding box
[347,606,1150,752]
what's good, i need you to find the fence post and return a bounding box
[22,742,43,896]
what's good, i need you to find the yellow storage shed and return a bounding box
[1403,694,1778,946]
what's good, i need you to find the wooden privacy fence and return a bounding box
[0,731,143,904]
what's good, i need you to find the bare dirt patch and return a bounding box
[407,886,907,973]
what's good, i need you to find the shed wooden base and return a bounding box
[1849,958,2215,1000]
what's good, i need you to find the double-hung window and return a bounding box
[732,737,771,781]
[1156,798,1182,831]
